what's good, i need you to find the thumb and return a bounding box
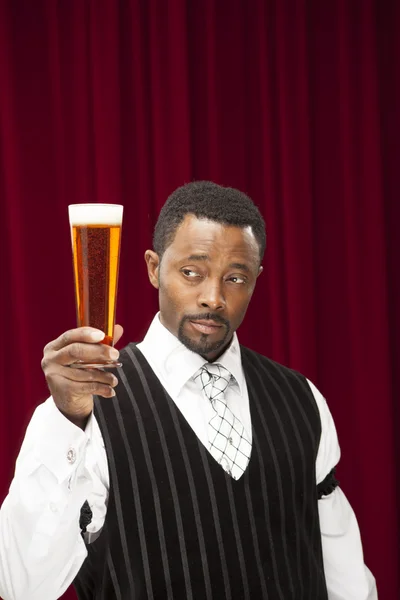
[113,324,124,345]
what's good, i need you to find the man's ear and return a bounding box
[257,265,263,278]
[144,250,160,289]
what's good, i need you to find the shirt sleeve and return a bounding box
[0,398,95,600]
[307,379,378,600]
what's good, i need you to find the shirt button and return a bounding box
[67,448,77,464]
[49,502,58,513]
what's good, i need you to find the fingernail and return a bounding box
[89,330,105,342]
[111,375,118,386]
[110,389,116,396]
[110,348,119,360]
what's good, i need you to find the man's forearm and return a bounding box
[319,488,377,600]
[0,398,94,600]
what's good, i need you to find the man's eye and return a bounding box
[181,269,200,278]
[228,276,246,284]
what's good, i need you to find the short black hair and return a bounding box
[153,181,266,262]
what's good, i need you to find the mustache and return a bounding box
[182,313,230,328]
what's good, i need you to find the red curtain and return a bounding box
[0,1,399,598]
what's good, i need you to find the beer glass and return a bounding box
[69,203,123,368]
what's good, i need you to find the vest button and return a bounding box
[219,456,231,475]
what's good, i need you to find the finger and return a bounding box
[113,324,124,345]
[46,328,105,353]
[50,373,116,399]
[59,365,118,387]
[52,341,119,367]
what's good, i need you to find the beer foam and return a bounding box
[69,204,123,225]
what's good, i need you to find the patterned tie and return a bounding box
[193,363,251,480]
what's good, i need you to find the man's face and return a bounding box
[145,215,263,361]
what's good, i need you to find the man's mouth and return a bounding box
[189,320,223,335]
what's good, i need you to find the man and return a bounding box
[0,181,377,599]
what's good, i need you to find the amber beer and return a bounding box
[69,204,123,356]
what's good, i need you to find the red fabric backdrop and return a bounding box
[0,1,399,598]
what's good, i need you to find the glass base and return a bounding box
[73,360,122,370]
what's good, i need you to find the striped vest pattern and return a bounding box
[74,343,328,599]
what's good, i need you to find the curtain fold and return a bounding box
[0,1,398,597]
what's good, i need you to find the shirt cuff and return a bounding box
[32,397,92,484]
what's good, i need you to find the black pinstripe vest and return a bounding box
[74,343,328,600]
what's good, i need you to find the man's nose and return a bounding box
[197,280,226,311]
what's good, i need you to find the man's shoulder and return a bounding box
[239,345,308,385]
[115,342,145,372]
[119,341,137,351]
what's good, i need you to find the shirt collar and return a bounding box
[139,313,245,397]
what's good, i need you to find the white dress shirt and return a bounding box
[0,314,377,600]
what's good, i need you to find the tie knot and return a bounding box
[193,363,232,399]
